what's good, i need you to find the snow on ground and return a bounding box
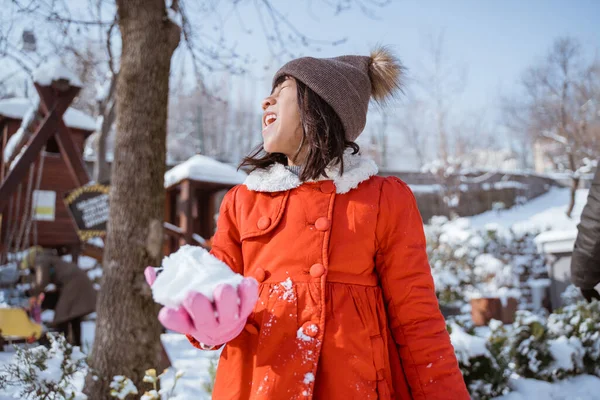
[464,187,588,234]
[494,375,600,400]
[2,324,598,399]
[160,333,219,400]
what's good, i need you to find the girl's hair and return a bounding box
[240,75,359,182]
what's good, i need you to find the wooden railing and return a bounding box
[82,222,208,263]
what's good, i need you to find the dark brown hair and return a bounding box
[240,76,359,182]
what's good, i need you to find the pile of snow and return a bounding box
[451,187,590,255]
[164,154,247,188]
[547,336,584,372]
[32,58,82,87]
[0,98,96,132]
[152,245,244,308]
[462,187,588,233]
[494,375,600,400]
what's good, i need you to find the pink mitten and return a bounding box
[145,266,258,346]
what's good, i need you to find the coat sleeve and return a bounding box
[187,186,244,350]
[375,177,469,400]
[571,165,600,290]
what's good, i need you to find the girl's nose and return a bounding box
[261,95,276,110]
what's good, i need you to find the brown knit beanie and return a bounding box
[272,46,404,142]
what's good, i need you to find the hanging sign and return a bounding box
[32,190,56,221]
[63,184,110,241]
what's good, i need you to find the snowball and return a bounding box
[151,245,244,308]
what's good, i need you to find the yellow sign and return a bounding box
[32,190,56,221]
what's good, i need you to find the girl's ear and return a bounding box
[368,46,405,106]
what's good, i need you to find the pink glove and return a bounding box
[145,267,258,347]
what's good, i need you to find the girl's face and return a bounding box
[261,77,304,164]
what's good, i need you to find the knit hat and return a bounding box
[272,46,404,142]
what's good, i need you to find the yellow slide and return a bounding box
[0,307,43,341]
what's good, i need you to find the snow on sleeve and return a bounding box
[151,245,244,308]
[33,58,82,87]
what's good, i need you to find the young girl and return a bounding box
[146,47,469,399]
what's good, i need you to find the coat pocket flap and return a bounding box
[239,192,289,240]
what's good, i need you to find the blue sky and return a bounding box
[218,0,599,119]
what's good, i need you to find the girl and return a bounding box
[146,47,469,399]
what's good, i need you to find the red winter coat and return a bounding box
[187,153,469,399]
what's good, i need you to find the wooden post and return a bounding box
[0,82,79,211]
[1,123,7,182]
[70,245,80,265]
[37,85,90,188]
[178,180,193,247]
[207,190,217,239]
[164,190,173,255]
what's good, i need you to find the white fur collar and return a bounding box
[243,150,378,194]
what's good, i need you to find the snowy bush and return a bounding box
[0,333,87,399]
[448,323,510,399]
[426,217,478,305]
[560,284,586,306]
[507,311,554,381]
[425,217,547,308]
[0,333,185,400]
[547,300,600,376]
[505,310,586,381]
[202,358,217,395]
[109,368,185,400]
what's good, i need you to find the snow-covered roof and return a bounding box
[164,154,247,188]
[534,229,578,254]
[0,98,96,131]
[33,58,82,87]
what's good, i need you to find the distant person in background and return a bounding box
[20,246,97,346]
[571,164,600,302]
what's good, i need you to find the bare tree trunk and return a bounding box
[567,176,579,218]
[566,152,580,217]
[84,0,180,397]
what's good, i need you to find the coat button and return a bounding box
[253,268,266,283]
[245,323,259,335]
[315,217,330,231]
[302,322,319,337]
[257,216,271,230]
[320,181,335,194]
[310,263,325,278]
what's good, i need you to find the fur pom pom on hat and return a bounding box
[272,46,404,142]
